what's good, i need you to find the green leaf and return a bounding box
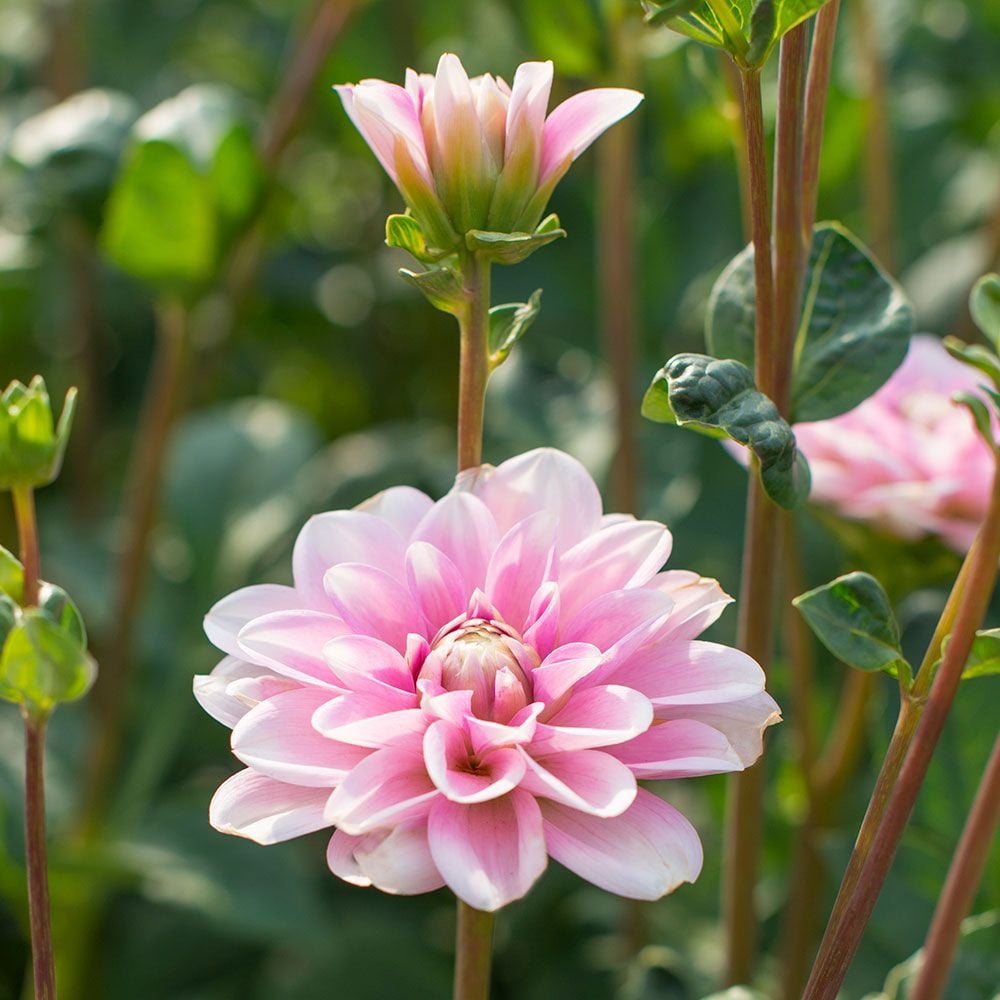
[385,213,448,264]
[943,336,1000,390]
[953,392,998,453]
[793,571,908,675]
[970,273,1000,349]
[488,290,542,368]
[465,222,566,265]
[36,583,87,648]
[0,594,17,650]
[398,264,465,316]
[0,547,23,604]
[959,629,1000,679]
[707,222,914,422]
[642,353,811,508]
[100,140,217,293]
[210,124,263,229]
[0,609,96,717]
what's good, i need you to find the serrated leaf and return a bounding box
[398,265,465,316]
[708,222,914,422]
[970,273,1000,349]
[643,353,811,508]
[489,290,542,368]
[959,629,1000,679]
[793,571,907,675]
[943,336,1000,390]
[465,224,565,265]
[0,609,96,717]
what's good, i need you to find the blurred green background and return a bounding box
[1,0,999,997]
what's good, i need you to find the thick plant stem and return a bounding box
[454,902,495,1000]
[12,487,39,607]
[801,0,841,240]
[803,469,1000,1000]
[23,716,56,1000]
[457,254,491,473]
[910,733,1000,1000]
[83,299,189,831]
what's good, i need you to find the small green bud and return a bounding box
[0,377,77,491]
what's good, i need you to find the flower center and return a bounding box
[419,619,535,722]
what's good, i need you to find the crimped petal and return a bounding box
[209,769,331,844]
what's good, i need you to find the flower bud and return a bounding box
[0,377,77,491]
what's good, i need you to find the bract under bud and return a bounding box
[0,377,77,491]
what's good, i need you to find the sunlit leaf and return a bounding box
[488,290,542,368]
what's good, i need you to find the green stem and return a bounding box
[803,466,1000,999]
[456,254,491,472]
[23,715,56,1000]
[12,487,39,607]
[454,902,495,1000]
[910,733,1000,1000]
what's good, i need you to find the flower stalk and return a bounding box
[457,253,492,472]
[454,902,496,1000]
[12,487,39,608]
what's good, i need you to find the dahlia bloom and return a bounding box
[196,449,778,911]
[335,55,642,249]
[791,335,995,552]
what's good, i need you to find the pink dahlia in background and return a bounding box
[336,54,642,248]
[196,448,778,911]
[792,335,995,552]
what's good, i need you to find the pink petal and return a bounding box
[405,541,467,634]
[484,512,558,633]
[194,656,281,729]
[418,682,474,727]
[563,588,675,653]
[209,769,331,844]
[465,448,603,553]
[293,510,407,608]
[522,582,560,660]
[312,692,425,749]
[424,720,526,804]
[355,485,434,540]
[231,688,370,786]
[204,584,301,656]
[540,88,643,185]
[558,520,673,621]
[503,60,553,164]
[530,643,604,706]
[542,788,702,900]
[324,746,439,835]
[610,720,744,778]
[533,684,653,753]
[237,610,348,687]
[519,749,636,817]
[324,563,426,652]
[327,820,444,894]
[322,634,415,693]
[467,703,544,756]
[412,493,498,596]
[649,571,734,640]
[427,790,547,911]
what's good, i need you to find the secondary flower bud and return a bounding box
[0,377,77,491]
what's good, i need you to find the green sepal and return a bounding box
[944,337,1000,391]
[0,377,78,490]
[0,608,97,720]
[956,628,1000,680]
[970,273,1000,349]
[793,571,910,680]
[488,290,542,369]
[385,213,449,264]
[399,264,465,316]
[465,215,566,266]
[642,353,811,509]
[953,392,998,454]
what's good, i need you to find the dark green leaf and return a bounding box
[970,273,1000,349]
[0,609,96,717]
[643,354,811,508]
[100,140,217,292]
[707,222,914,421]
[488,290,542,368]
[957,629,1000,679]
[793,571,907,675]
[398,264,465,316]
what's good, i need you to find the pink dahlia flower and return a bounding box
[196,449,778,911]
[792,335,995,552]
[336,54,642,248]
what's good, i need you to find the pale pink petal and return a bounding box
[484,512,558,632]
[237,610,348,687]
[465,448,603,553]
[194,656,279,729]
[542,788,702,899]
[327,820,445,894]
[540,88,643,184]
[231,688,369,786]
[325,747,439,834]
[530,643,604,706]
[355,485,434,540]
[209,769,331,844]
[412,493,498,595]
[204,584,301,656]
[427,790,546,911]
[649,571,734,640]
[563,588,675,652]
[519,749,636,817]
[424,720,526,803]
[312,692,425,749]
[418,682,474,727]
[293,510,407,607]
[522,582,560,660]
[533,685,653,753]
[610,720,744,778]
[467,703,544,755]
[503,61,553,164]
[558,520,673,620]
[225,673,301,707]
[322,634,415,693]
[324,563,426,651]
[405,541,467,634]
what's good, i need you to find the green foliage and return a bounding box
[793,571,909,677]
[489,290,542,368]
[642,353,810,508]
[970,273,1000,348]
[385,213,448,263]
[465,214,567,265]
[398,264,466,315]
[944,338,1000,391]
[0,377,77,490]
[954,629,1000,680]
[708,223,914,422]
